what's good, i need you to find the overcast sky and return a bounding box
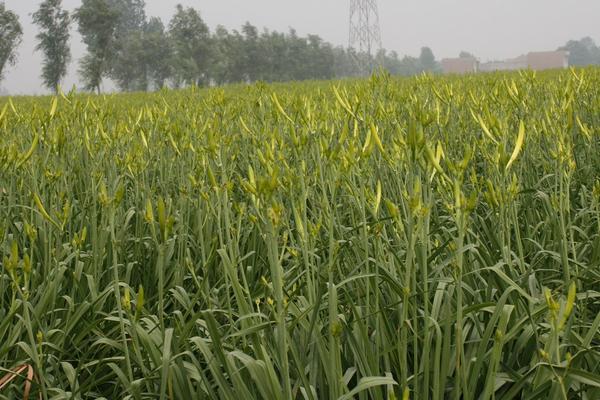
[3,0,600,94]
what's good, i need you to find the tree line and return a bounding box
[559,37,600,67]
[0,0,444,94]
[2,1,599,94]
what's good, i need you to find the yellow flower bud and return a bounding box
[136,285,145,314]
[122,287,131,312]
[145,199,154,223]
[23,254,31,275]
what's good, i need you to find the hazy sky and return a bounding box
[3,0,600,94]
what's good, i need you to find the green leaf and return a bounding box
[506,120,525,171]
[339,376,398,400]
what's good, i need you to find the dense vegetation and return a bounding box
[1,68,600,399]
[0,2,23,83]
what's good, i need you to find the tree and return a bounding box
[32,0,71,92]
[306,34,334,80]
[143,17,172,89]
[76,0,151,92]
[169,5,211,87]
[419,46,437,72]
[110,29,147,91]
[332,47,361,78]
[260,29,287,81]
[0,2,23,84]
[210,26,248,84]
[240,22,263,82]
[209,26,235,84]
[74,0,120,93]
[111,0,145,37]
[459,51,475,59]
[559,37,600,66]
[109,0,148,91]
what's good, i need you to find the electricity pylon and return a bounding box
[349,0,383,75]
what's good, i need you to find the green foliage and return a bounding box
[376,49,431,76]
[109,0,148,92]
[168,4,211,87]
[143,17,172,89]
[2,66,600,399]
[559,37,600,67]
[0,1,23,83]
[419,46,438,72]
[209,24,340,84]
[74,0,120,93]
[32,0,71,93]
[74,0,167,93]
[111,0,146,37]
[110,28,149,91]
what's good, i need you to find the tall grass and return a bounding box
[1,69,600,398]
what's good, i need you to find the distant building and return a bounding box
[441,57,479,74]
[527,51,569,70]
[480,55,527,72]
[479,51,569,72]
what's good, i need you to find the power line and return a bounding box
[349,0,383,74]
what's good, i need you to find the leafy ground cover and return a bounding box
[1,69,600,399]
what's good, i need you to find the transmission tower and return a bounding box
[349,0,383,74]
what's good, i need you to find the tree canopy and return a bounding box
[559,37,600,66]
[32,0,71,92]
[0,2,23,83]
[74,0,120,93]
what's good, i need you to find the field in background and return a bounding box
[1,69,600,399]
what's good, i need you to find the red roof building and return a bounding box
[441,57,479,74]
[449,51,569,74]
[526,51,569,70]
